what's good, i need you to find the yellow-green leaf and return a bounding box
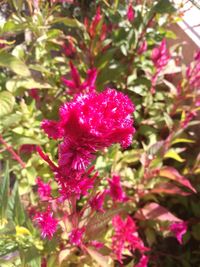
[0,91,15,117]
[164,149,185,162]
[0,52,30,76]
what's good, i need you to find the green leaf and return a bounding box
[164,112,173,129]
[164,149,185,162]
[0,91,15,118]
[159,167,196,193]
[0,162,9,220]
[0,52,30,77]
[86,207,124,238]
[86,248,112,267]
[6,78,51,92]
[153,0,176,14]
[15,137,41,146]
[172,138,195,145]
[8,182,26,225]
[51,17,83,28]
[22,247,41,267]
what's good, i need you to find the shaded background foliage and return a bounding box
[0,0,200,266]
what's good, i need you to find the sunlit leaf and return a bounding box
[0,91,15,118]
[0,52,30,76]
[0,162,9,220]
[86,247,113,267]
[135,202,182,222]
[164,149,185,162]
[159,167,196,193]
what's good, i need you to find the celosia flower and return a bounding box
[150,39,170,93]
[135,254,149,267]
[57,166,97,199]
[89,191,106,212]
[84,6,102,38]
[43,88,134,168]
[169,221,187,244]
[186,50,200,88]
[181,111,197,128]
[138,40,147,55]
[41,120,63,140]
[34,210,58,239]
[112,215,149,263]
[62,37,76,58]
[152,39,170,71]
[41,88,135,198]
[127,4,135,22]
[69,227,85,246]
[61,61,97,95]
[36,177,51,201]
[100,23,107,41]
[108,175,127,202]
[29,88,40,101]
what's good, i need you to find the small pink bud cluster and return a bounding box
[112,215,149,264]
[34,208,58,240]
[170,221,188,244]
[62,37,76,58]
[186,50,200,89]
[151,39,170,93]
[127,4,135,22]
[84,6,107,41]
[61,61,97,95]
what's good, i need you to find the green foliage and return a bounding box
[0,0,199,266]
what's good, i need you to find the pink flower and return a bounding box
[36,177,51,201]
[34,210,58,239]
[135,254,149,267]
[61,61,97,95]
[41,89,135,198]
[194,50,200,61]
[186,50,200,88]
[181,111,197,128]
[58,89,134,147]
[29,88,40,101]
[69,227,85,246]
[89,191,106,212]
[62,37,76,58]
[138,40,147,55]
[108,175,127,202]
[169,221,187,244]
[112,215,149,263]
[127,4,135,22]
[57,167,97,198]
[85,6,102,38]
[152,39,170,70]
[41,120,63,140]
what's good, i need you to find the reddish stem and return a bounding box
[36,146,58,171]
[0,134,26,168]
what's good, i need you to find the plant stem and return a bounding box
[0,135,26,168]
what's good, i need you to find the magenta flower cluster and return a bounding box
[41,88,135,197]
[35,86,135,245]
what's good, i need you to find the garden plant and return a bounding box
[0,0,200,266]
